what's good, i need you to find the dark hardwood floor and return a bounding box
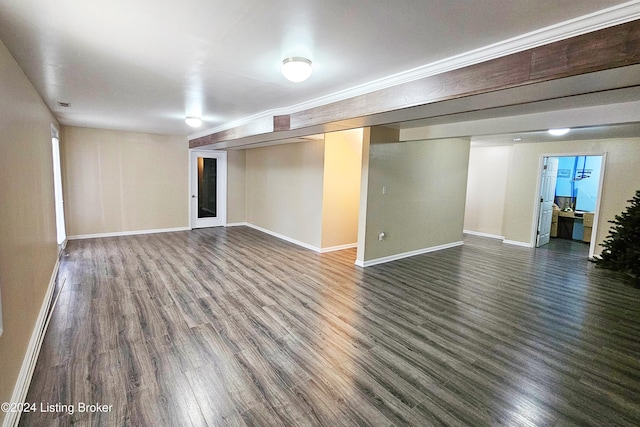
[20,227,640,426]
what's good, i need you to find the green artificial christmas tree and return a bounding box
[593,190,640,286]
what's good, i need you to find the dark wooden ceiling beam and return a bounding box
[190,115,274,149]
[190,19,640,149]
[287,53,531,131]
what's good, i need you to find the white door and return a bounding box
[536,157,559,247]
[190,150,227,228]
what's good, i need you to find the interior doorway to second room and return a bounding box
[190,150,227,229]
[535,154,605,257]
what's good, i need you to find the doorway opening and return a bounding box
[51,125,66,250]
[190,150,227,228]
[535,154,605,258]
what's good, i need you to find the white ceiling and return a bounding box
[0,0,637,136]
[471,122,640,146]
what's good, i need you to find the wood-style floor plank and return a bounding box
[20,227,640,426]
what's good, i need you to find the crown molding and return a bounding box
[190,1,640,141]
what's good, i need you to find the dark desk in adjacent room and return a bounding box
[556,211,593,241]
[557,211,575,239]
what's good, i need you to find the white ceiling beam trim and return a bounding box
[189,1,640,141]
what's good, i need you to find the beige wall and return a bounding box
[321,129,363,249]
[464,145,512,237]
[0,39,59,421]
[359,136,471,263]
[226,149,247,224]
[503,137,640,254]
[62,126,188,236]
[246,140,325,248]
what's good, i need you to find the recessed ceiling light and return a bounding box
[185,117,202,128]
[281,57,312,82]
[513,137,522,142]
[548,128,570,136]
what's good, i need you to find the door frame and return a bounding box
[536,156,559,248]
[531,152,607,259]
[189,150,227,229]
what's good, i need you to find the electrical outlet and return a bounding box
[378,232,386,241]
[382,186,387,195]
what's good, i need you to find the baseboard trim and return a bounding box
[226,222,249,227]
[3,258,60,427]
[244,223,322,253]
[67,226,190,240]
[355,241,464,268]
[463,230,505,240]
[235,223,356,254]
[320,243,358,253]
[502,239,533,248]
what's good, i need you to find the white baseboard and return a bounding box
[502,239,533,248]
[231,223,356,254]
[320,243,358,253]
[355,241,464,268]
[3,258,60,427]
[226,222,249,227]
[244,223,322,253]
[67,226,190,240]
[463,230,505,240]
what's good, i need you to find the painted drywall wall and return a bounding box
[0,39,59,422]
[502,137,640,254]
[321,129,363,249]
[62,127,189,237]
[226,149,247,224]
[464,145,512,237]
[573,156,602,212]
[556,156,579,197]
[246,140,325,249]
[555,155,602,212]
[360,137,471,263]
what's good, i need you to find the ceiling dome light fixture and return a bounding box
[548,128,570,136]
[185,116,203,128]
[281,57,312,82]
